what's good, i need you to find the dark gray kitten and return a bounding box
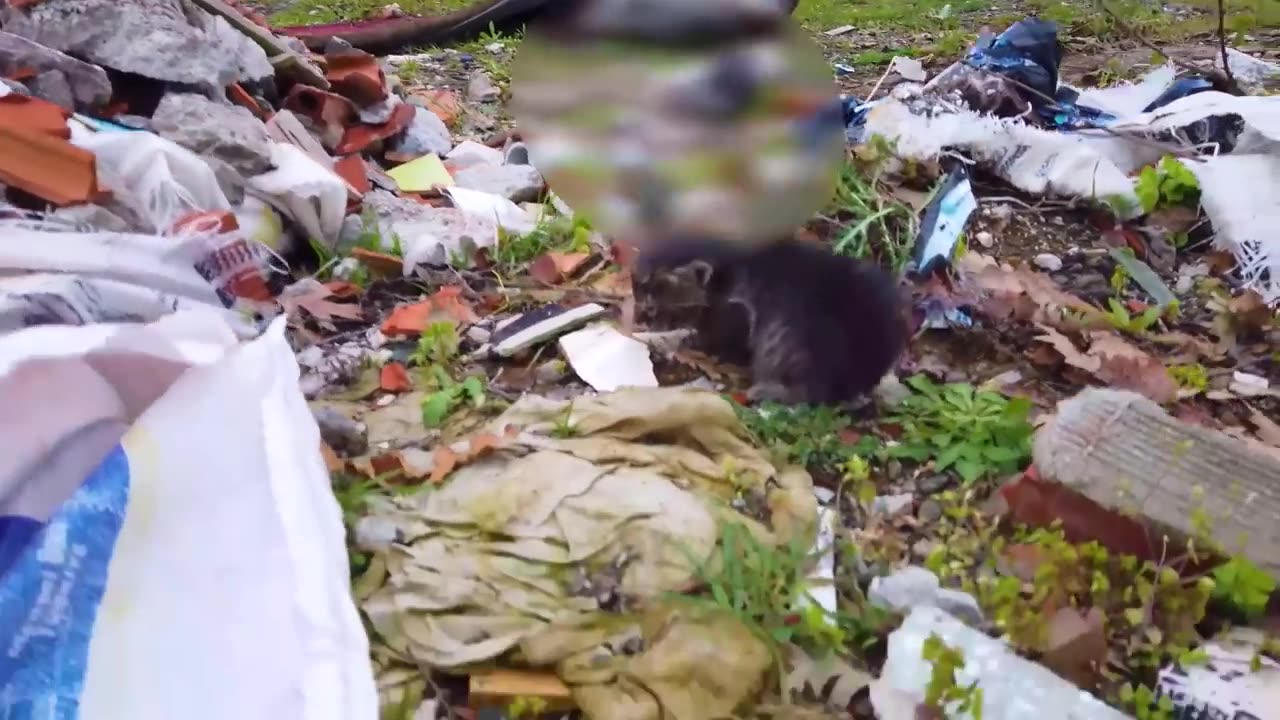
[636,238,908,405]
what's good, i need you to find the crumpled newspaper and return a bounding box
[356,387,818,720]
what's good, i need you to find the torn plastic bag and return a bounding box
[865,85,1280,307]
[70,125,232,232]
[0,215,265,336]
[863,90,1150,208]
[841,93,881,144]
[248,142,348,251]
[0,273,232,333]
[0,311,377,720]
[965,18,1063,107]
[910,164,976,276]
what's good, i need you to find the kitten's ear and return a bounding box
[687,260,715,286]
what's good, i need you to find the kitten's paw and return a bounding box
[747,381,796,405]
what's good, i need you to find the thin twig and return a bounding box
[1217,0,1236,90]
[1097,1,1236,92]
[864,61,898,102]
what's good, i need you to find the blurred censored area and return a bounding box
[510,0,845,254]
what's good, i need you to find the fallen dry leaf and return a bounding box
[1226,290,1276,336]
[319,442,345,473]
[380,362,412,393]
[590,268,634,297]
[368,451,407,480]
[280,283,364,325]
[1034,326,1177,404]
[1247,406,1280,447]
[1145,205,1201,234]
[529,252,591,285]
[381,285,479,337]
[429,428,514,484]
[1086,332,1178,404]
[1041,607,1108,688]
[350,247,405,277]
[430,446,459,484]
[957,252,1096,329]
[1149,330,1221,362]
[324,280,363,299]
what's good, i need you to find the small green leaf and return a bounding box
[935,443,965,470]
[421,389,456,427]
[954,457,984,484]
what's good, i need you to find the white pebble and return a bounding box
[1033,253,1063,272]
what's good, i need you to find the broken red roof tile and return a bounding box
[0,124,99,207]
[283,85,357,129]
[226,83,267,119]
[335,100,413,156]
[4,67,38,82]
[8,0,47,9]
[411,88,461,127]
[0,94,71,139]
[324,51,388,107]
[333,154,371,196]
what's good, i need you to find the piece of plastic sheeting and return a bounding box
[872,606,1133,720]
[248,142,347,250]
[72,127,232,232]
[0,311,378,720]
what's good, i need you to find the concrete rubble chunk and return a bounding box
[389,105,453,158]
[466,70,499,102]
[206,12,275,84]
[26,69,75,111]
[868,565,984,626]
[2,0,244,91]
[152,93,273,177]
[1034,388,1280,580]
[452,162,545,203]
[0,30,111,108]
[362,189,497,267]
[873,606,1133,720]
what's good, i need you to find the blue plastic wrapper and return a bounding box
[911,164,977,277]
[966,18,1062,107]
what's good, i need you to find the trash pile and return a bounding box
[845,19,1280,305]
[3,2,1280,720]
[0,0,554,336]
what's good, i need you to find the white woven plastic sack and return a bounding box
[0,310,376,720]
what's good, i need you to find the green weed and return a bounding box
[675,523,888,677]
[922,634,984,720]
[406,321,487,427]
[827,151,917,273]
[1101,297,1165,336]
[505,696,548,720]
[492,208,593,275]
[1167,363,1209,394]
[735,401,879,475]
[421,369,486,427]
[410,320,461,368]
[1118,683,1175,720]
[888,376,1033,484]
[1211,556,1276,620]
[1135,156,1200,215]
